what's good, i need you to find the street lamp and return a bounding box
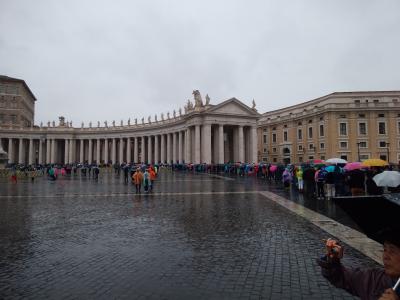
[386,142,390,163]
[356,142,361,162]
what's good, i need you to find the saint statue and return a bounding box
[120,120,123,126]
[179,108,182,116]
[252,99,256,109]
[192,90,203,107]
[205,94,210,105]
[104,121,108,127]
[81,122,84,128]
[141,117,144,124]
[70,121,72,127]
[89,121,92,128]
[148,116,151,123]
[173,110,176,118]
[47,121,51,127]
[167,112,170,119]
[112,120,115,127]
[52,121,55,127]
[97,121,100,127]
[135,118,137,125]
[128,118,131,125]
[161,113,164,121]
[155,114,158,122]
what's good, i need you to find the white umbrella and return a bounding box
[326,158,347,164]
[373,171,400,187]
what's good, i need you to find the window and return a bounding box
[283,131,288,142]
[284,124,287,128]
[309,144,315,150]
[299,157,303,162]
[319,124,324,137]
[298,129,302,140]
[355,100,361,104]
[321,155,325,160]
[374,99,379,103]
[340,114,346,118]
[340,141,348,149]
[308,127,313,139]
[378,122,386,135]
[298,145,303,151]
[339,123,347,136]
[341,155,348,160]
[272,133,276,143]
[298,122,302,126]
[308,119,313,124]
[273,158,277,162]
[319,117,324,121]
[360,154,370,161]
[320,143,325,149]
[308,156,314,160]
[263,148,267,153]
[263,135,267,144]
[358,141,367,148]
[358,122,367,135]
[263,128,267,132]
[380,154,387,161]
[272,127,276,130]
[379,141,388,148]
[262,157,268,162]
[358,113,365,118]
[378,113,385,118]
[272,147,277,153]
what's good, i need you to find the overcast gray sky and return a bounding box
[1,0,400,125]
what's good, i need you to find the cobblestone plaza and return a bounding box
[0,170,380,299]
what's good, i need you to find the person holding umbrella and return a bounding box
[317,231,400,300]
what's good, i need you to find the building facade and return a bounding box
[0,75,36,127]
[1,76,400,165]
[258,91,400,164]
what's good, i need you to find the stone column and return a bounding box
[166,133,171,164]
[51,139,56,164]
[96,138,101,164]
[88,139,93,164]
[104,139,108,164]
[8,138,13,163]
[64,139,69,164]
[218,124,224,164]
[46,139,51,164]
[147,136,152,164]
[160,134,165,163]
[69,139,74,163]
[134,137,138,163]
[172,132,177,163]
[141,136,146,163]
[80,139,84,163]
[126,137,131,163]
[195,125,201,164]
[38,139,43,164]
[18,138,24,164]
[250,126,258,163]
[154,135,159,164]
[238,125,244,163]
[186,128,191,164]
[28,138,33,165]
[202,124,212,164]
[112,138,116,164]
[178,131,183,163]
[119,138,124,163]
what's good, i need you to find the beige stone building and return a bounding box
[258,91,400,164]
[1,76,400,165]
[0,75,36,127]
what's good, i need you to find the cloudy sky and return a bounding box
[1,0,400,125]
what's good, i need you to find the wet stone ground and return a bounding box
[0,170,379,299]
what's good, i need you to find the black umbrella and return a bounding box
[333,193,400,245]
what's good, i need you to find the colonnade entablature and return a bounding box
[1,95,260,165]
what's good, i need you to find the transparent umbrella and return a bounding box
[373,171,400,187]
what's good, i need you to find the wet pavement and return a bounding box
[0,169,380,299]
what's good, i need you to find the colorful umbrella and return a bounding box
[326,158,347,164]
[269,165,277,172]
[362,158,388,167]
[343,162,365,171]
[373,171,400,187]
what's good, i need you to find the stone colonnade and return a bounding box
[1,124,258,165]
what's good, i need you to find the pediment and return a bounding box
[207,98,258,117]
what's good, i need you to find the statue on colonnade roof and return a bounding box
[192,90,203,107]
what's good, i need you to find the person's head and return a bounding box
[383,241,400,277]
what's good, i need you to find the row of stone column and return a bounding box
[3,124,258,165]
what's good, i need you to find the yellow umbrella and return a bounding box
[361,158,389,167]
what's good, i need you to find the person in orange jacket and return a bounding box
[149,168,156,191]
[132,168,144,194]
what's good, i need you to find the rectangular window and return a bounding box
[309,144,314,150]
[360,154,370,161]
[308,127,313,139]
[272,133,276,143]
[298,129,302,140]
[340,141,348,149]
[298,145,303,151]
[358,141,367,148]
[321,155,325,160]
[283,131,288,142]
[319,124,324,137]
[379,141,387,148]
[378,122,386,135]
[320,143,325,149]
[273,147,277,153]
[263,135,267,144]
[358,122,367,135]
[339,123,347,136]
[263,148,267,153]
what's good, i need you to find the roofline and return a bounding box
[262,90,400,116]
[0,75,37,101]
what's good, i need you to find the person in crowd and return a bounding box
[347,169,365,196]
[315,167,327,199]
[123,165,130,183]
[296,167,304,192]
[303,167,316,197]
[325,169,336,199]
[149,167,156,191]
[132,168,143,194]
[143,169,150,192]
[317,230,400,300]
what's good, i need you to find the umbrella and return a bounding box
[343,162,365,171]
[325,165,336,172]
[326,158,347,164]
[373,171,400,187]
[334,193,400,245]
[269,165,277,172]
[362,158,388,167]
[308,159,325,165]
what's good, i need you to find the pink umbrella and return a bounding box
[269,165,278,172]
[343,162,366,171]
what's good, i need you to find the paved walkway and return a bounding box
[0,170,381,299]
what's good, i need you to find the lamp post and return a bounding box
[386,142,390,163]
[356,142,361,162]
